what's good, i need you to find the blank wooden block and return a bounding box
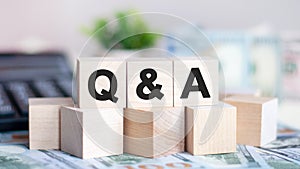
[127,58,173,109]
[185,102,237,155]
[223,95,278,146]
[75,57,126,108]
[174,57,219,106]
[124,107,184,158]
[29,97,73,150]
[60,106,123,159]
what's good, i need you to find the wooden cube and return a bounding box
[223,95,278,146]
[29,97,73,150]
[75,57,126,109]
[185,102,237,155]
[124,107,185,158]
[60,106,123,159]
[174,57,219,106]
[127,58,173,109]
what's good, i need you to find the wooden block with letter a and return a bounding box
[223,95,278,146]
[185,102,237,155]
[127,57,173,109]
[124,107,184,158]
[60,106,123,159]
[75,57,126,108]
[29,97,73,150]
[174,57,219,106]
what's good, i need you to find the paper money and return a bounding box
[2,142,300,169]
[258,146,300,166]
[180,145,270,168]
[0,145,84,169]
[96,153,149,167]
[261,123,300,150]
[0,130,28,144]
[255,148,300,169]
[0,145,105,169]
[0,150,43,169]
[0,144,271,169]
[97,153,205,168]
[263,137,300,149]
[0,145,204,169]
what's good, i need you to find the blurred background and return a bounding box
[1,0,300,130]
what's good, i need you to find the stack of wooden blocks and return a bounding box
[29,56,278,159]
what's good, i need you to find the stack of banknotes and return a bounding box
[0,124,299,169]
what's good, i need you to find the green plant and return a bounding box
[83,10,159,50]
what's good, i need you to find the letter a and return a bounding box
[180,68,210,99]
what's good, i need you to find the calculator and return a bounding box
[0,52,72,131]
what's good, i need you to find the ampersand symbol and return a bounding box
[136,68,164,100]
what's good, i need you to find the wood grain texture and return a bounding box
[223,95,278,146]
[60,106,123,159]
[174,57,219,107]
[185,102,237,155]
[127,58,173,109]
[29,97,73,150]
[124,107,185,158]
[75,57,126,109]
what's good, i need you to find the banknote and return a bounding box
[0,130,28,144]
[0,144,204,169]
[263,137,300,149]
[255,147,300,169]
[258,146,300,166]
[0,150,43,169]
[156,155,205,169]
[3,143,300,169]
[0,145,107,169]
[179,145,271,168]
[96,153,149,167]
[97,153,205,168]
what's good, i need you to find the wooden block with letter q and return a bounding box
[127,57,173,109]
[60,106,123,159]
[124,107,184,158]
[185,102,237,155]
[174,57,219,106]
[223,95,278,146]
[75,57,126,108]
[29,97,73,150]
